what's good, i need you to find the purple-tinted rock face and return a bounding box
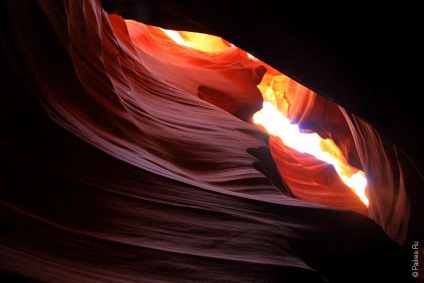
[0,1,421,282]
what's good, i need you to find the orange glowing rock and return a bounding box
[161,25,369,209]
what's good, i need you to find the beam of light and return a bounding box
[253,102,368,206]
[161,28,368,207]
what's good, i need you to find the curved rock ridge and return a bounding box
[0,1,419,282]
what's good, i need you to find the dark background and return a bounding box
[103,0,423,177]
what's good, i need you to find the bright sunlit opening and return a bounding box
[162,27,369,207]
[253,102,368,206]
[161,28,233,53]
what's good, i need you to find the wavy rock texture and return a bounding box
[1,1,421,282]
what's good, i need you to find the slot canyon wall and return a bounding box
[1,1,423,282]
